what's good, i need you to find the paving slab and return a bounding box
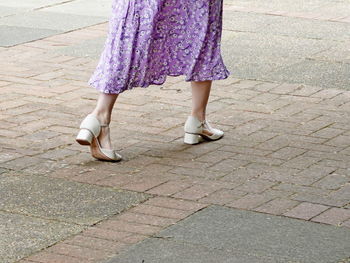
[225,0,350,15]
[0,0,68,9]
[108,238,268,263]
[40,0,112,17]
[261,18,350,42]
[221,30,335,80]
[0,168,8,175]
[1,1,350,262]
[221,52,304,81]
[220,11,349,90]
[0,6,30,18]
[107,205,350,263]
[0,211,84,263]
[0,174,150,225]
[309,42,350,64]
[262,59,350,90]
[0,11,106,32]
[54,37,106,59]
[223,31,333,59]
[223,10,282,32]
[0,25,61,47]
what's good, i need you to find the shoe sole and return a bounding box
[91,137,122,162]
[76,138,91,146]
[201,134,224,141]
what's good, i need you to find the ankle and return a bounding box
[91,110,111,125]
[190,111,205,122]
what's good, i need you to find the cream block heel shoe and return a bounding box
[184,116,224,145]
[76,114,122,162]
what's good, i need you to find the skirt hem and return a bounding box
[89,70,231,94]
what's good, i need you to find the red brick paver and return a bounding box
[311,208,350,225]
[283,202,330,220]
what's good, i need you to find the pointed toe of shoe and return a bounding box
[204,129,224,141]
[212,128,224,139]
[100,148,122,162]
[112,151,123,161]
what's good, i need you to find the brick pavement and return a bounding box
[0,8,349,263]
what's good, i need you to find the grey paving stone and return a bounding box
[223,55,304,81]
[0,11,107,31]
[221,25,346,85]
[0,6,29,17]
[54,37,106,59]
[223,31,333,59]
[225,0,349,14]
[0,174,149,225]
[107,205,350,263]
[223,11,281,32]
[106,238,273,263]
[312,2,350,19]
[262,59,350,90]
[40,0,112,17]
[0,0,67,9]
[261,18,350,41]
[220,7,349,91]
[221,31,333,80]
[309,42,350,64]
[0,167,8,174]
[0,25,61,47]
[219,32,273,79]
[0,211,83,263]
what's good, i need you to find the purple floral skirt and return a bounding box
[89,0,230,94]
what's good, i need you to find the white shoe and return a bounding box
[76,114,122,162]
[184,116,224,145]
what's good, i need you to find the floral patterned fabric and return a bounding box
[89,0,230,94]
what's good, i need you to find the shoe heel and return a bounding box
[184,133,200,144]
[76,129,94,145]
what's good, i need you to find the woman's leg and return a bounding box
[191,80,212,121]
[91,93,119,150]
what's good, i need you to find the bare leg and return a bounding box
[191,80,212,121]
[91,92,119,150]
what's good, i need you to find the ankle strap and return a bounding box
[100,124,109,127]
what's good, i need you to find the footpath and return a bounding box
[0,0,349,262]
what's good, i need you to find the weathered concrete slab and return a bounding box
[0,0,67,9]
[40,0,112,17]
[221,31,306,79]
[0,168,8,175]
[0,25,60,47]
[0,175,149,225]
[0,211,84,263]
[225,0,350,16]
[222,31,333,59]
[54,37,106,59]
[223,10,282,32]
[309,42,350,64]
[107,206,350,263]
[261,18,350,41]
[223,9,350,42]
[0,6,29,17]
[108,238,267,263]
[0,11,107,31]
[221,16,349,90]
[262,59,350,90]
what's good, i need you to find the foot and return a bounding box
[98,126,113,150]
[91,113,113,150]
[191,112,205,122]
[191,114,218,137]
[184,116,224,144]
